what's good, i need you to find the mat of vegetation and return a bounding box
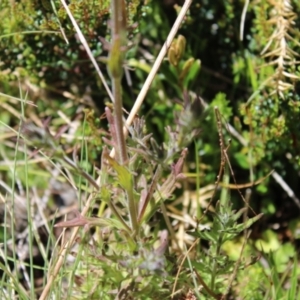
[0,0,300,299]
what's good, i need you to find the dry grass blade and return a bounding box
[59,0,113,102]
[240,0,250,41]
[0,92,36,107]
[171,238,199,298]
[219,170,273,189]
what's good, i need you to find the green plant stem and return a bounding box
[112,77,128,164]
[20,96,35,298]
[125,182,138,234]
[138,165,162,223]
[194,140,201,219]
[108,0,138,233]
[108,0,128,165]
[211,235,223,291]
[111,0,126,38]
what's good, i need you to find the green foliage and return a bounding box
[190,197,263,298]
[210,93,232,119]
[0,0,145,95]
[1,0,300,299]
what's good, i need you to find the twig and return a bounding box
[271,171,300,209]
[125,0,193,127]
[171,238,199,298]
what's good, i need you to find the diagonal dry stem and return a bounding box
[59,0,113,102]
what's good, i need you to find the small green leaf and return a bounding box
[179,57,195,82]
[234,152,249,169]
[105,155,133,192]
[182,59,201,89]
[100,186,112,203]
[255,229,280,252]
[211,93,232,119]
[127,58,152,73]
[232,207,247,222]
[197,229,218,243]
[87,216,126,231]
[234,213,263,233]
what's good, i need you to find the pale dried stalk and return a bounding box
[59,0,113,102]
